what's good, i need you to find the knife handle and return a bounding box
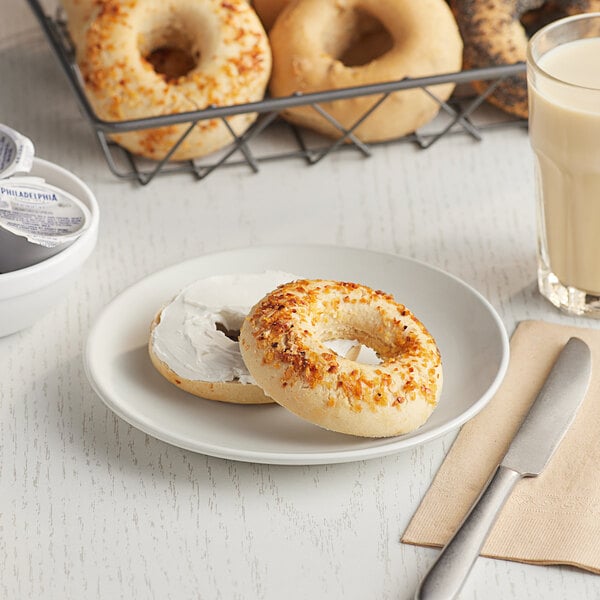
[415,465,523,600]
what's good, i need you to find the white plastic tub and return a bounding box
[0,158,99,336]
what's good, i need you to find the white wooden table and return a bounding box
[2,3,600,599]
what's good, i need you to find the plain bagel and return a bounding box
[78,0,271,161]
[268,0,463,142]
[240,279,443,438]
[450,0,600,118]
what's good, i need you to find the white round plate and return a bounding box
[84,244,509,465]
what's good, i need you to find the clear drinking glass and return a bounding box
[527,13,600,317]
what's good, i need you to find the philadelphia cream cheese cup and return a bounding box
[0,178,92,273]
[0,124,91,273]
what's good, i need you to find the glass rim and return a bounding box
[527,11,600,92]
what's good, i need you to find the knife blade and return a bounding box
[415,336,592,600]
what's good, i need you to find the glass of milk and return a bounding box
[528,13,600,317]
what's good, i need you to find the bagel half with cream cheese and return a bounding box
[148,272,298,404]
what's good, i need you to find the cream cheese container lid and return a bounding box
[0,124,34,179]
[0,178,91,273]
[0,124,93,273]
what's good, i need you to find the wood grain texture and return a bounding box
[2,2,600,599]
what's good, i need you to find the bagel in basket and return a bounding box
[76,0,271,161]
[240,279,443,438]
[268,0,463,142]
[61,0,98,49]
[450,0,600,118]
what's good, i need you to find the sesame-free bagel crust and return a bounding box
[268,0,463,142]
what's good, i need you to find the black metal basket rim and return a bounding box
[81,63,528,134]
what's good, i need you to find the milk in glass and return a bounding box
[529,37,600,296]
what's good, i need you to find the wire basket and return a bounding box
[27,0,527,185]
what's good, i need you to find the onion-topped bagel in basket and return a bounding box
[267,0,463,142]
[149,272,297,404]
[240,279,443,437]
[61,0,97,49]
[76,0,272,161]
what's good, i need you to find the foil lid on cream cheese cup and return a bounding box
[0,124,34,179]
[0,179,91,273]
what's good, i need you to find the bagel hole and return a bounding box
[215,322,240,342]
[325,339,382,365]
[146,46,198,81]
[140,13,208,81]
[326,9,393,67]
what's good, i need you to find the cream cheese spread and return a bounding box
[151,271,299,384]
[325,339,381,365]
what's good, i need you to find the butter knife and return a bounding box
[415,336,592,600]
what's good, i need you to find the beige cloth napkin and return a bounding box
[402,319,600,573]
